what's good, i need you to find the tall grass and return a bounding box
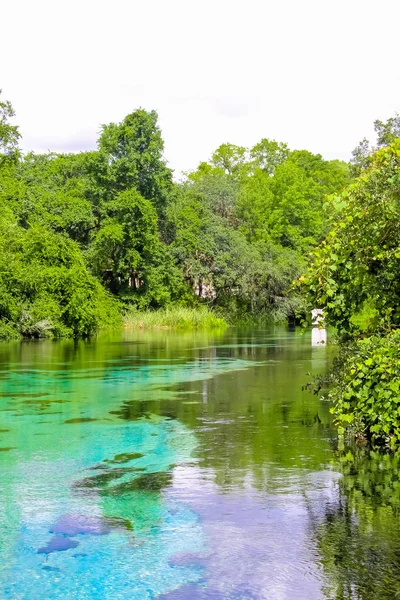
[124,306,227,330]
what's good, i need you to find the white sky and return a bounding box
[1,0,399,176]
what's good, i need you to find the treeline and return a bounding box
[0,90,349,339]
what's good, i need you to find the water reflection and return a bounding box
[1,328,398,598]
[315,448,400,600]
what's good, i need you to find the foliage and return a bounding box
[0,320,20,340]
[0,90,20,165]
[98,109,172,210]
[0,92,351,338]
[167,182,307,321]
[90,190,160,288]
[301,140,400,335]
[175,144,348,321]
[8,152,96,243]
[0,208,120,338]
[124,306,227,330]
[236,150,349,251]
[210,143,248,176]
[350,112,400,177]
[375,113,400,147]
[301,134,400,446]
[249,138,289,175]
[321,332,400,447]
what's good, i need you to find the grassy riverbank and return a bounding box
[124,306,227,330]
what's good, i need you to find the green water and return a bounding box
[0,328,399,599]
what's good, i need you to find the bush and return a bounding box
[328,330,400,447]
[0,218,121,340]
[0,321,20,340]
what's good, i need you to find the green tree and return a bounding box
[14,153,95,243]
[0,90,20,165]
[0,210,119,339]
[210,143,248,176]
[236,151,348,252]
[98,109,172,210]
[192,173,239,221]
[89,189,184,307]
[350,138,371,177]
[301,140,400,334]
[350,113,400,177]
[250,138,289,175]
[235,167,275,242]
[90,190,159,288]
[374,113,400,147]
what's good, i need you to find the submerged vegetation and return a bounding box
[0,89,349,338]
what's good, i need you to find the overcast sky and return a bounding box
[1,0,399,176]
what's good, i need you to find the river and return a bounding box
[0,327,399,599]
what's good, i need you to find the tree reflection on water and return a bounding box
[316,447,400,600]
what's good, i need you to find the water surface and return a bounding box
[0,328,399,599]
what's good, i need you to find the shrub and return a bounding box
[0,218,121,340]
[328,330,400,447]
[0,321,20,340]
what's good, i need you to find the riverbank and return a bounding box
[123,306,227,330]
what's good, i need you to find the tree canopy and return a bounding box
[0,90,351,337]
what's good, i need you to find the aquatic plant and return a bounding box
[124,306,227,330]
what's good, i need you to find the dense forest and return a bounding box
[0,90,350,340]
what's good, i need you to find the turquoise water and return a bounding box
[0,328,399,599]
